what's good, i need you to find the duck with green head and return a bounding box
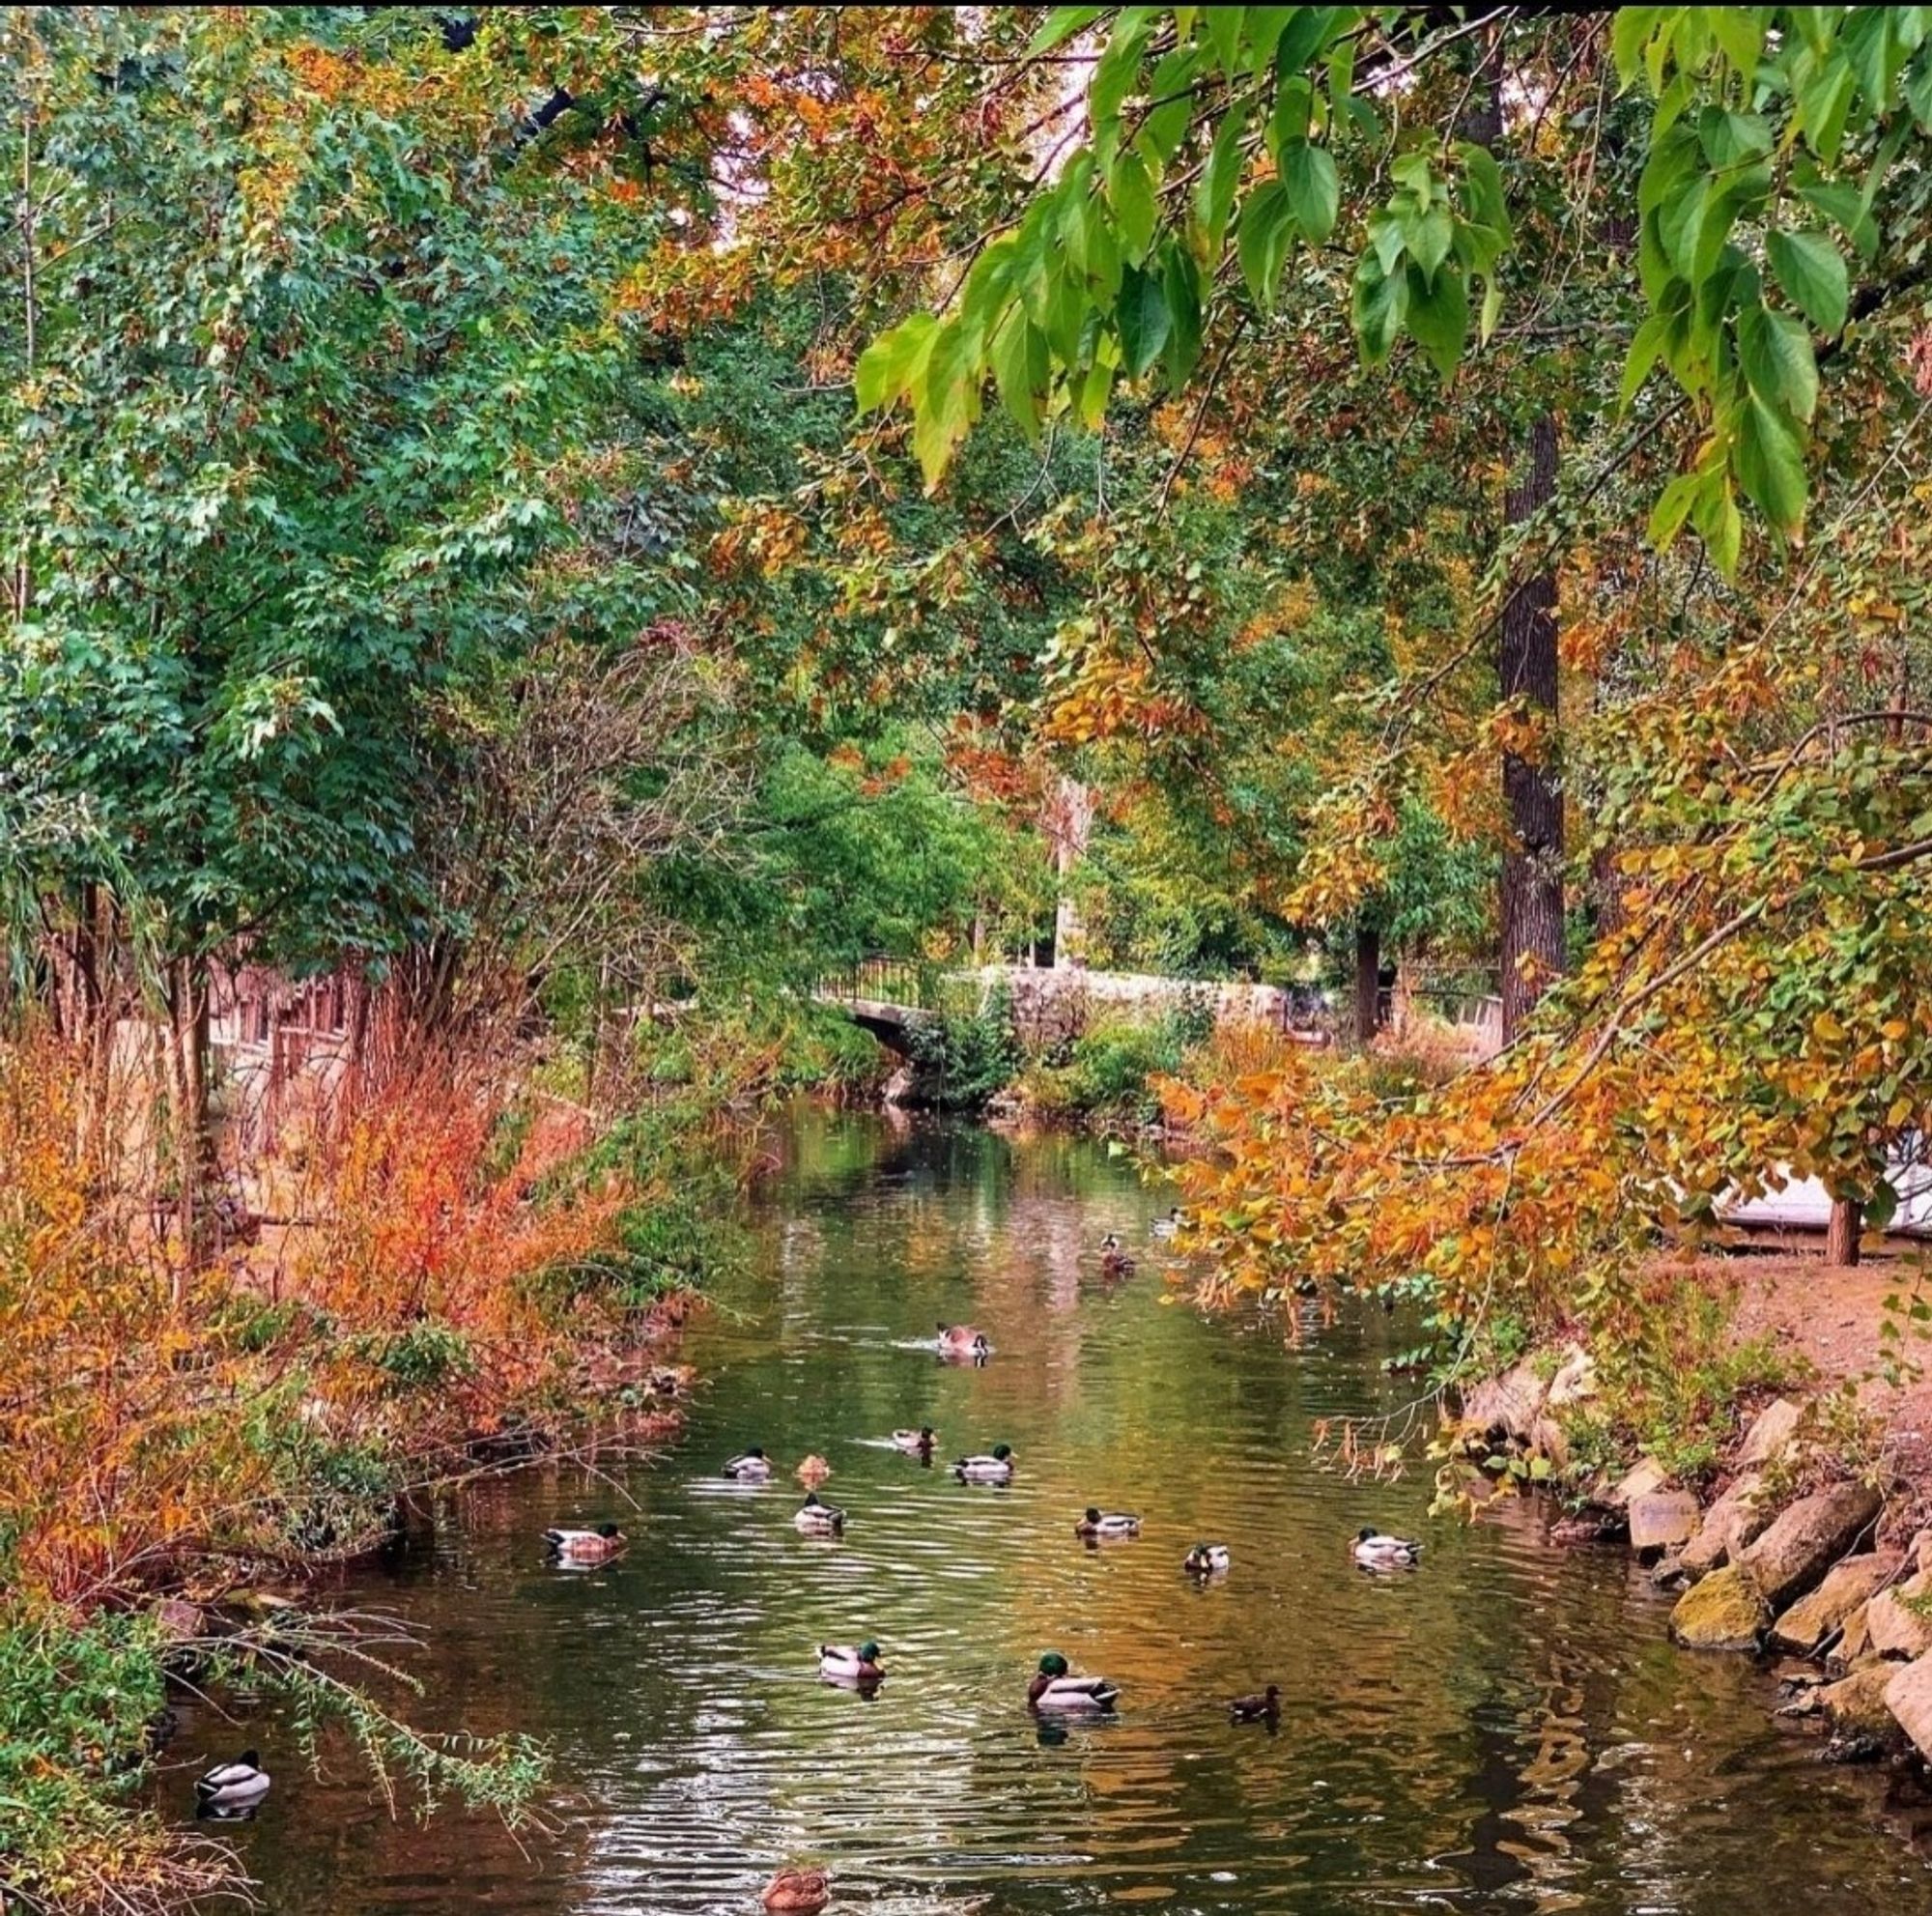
[1028,1651,1120,1714]
[794,1491,845,1535]
[818,1641,884,1683]
[1074,1506,1141,1540]
[1352,1528,1421,1568]
[955,1443,1014,1484]
[1183,1542,1231,1576]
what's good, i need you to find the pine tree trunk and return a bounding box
[1827,1196,1861,1268]
[1353,924,1381,1047]
[1499,412,1565,1043]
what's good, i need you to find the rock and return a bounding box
[1629,1490,1701,1552]
[1837,1599,1874,1666]
[1546,1345,1597,1411]
[1669,1564,1770,1651]
[1885,1653,1932,1759]
[1864,1570,1932,1659]
[1821,1662,1903,1736]
[1530,1416,1571,1473]
[1737,1481,1882,1611]
[151,1597,205,1644]
[1649,1552,1690,1589]
[1607,1456,1668,1509]
[1736,1396,1804,1468]
[1461,1358,1548,1444]
[1769,1551,1904,1655]
[1679,1473,1773,1576]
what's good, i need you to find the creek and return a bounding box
[167,1108,1928,1913]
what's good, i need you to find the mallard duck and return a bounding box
[936,1322,991,1358]
[818,1641,884,1682]
[892,1426,936,1456]
[1229,1684,1281,1723]
[955,1443,1014,1483]
[542,1523,625,1565]
[1027,1651,1120,1714]
[724,1446,773,1482]
[1074,1506,1141,1540]
[1151,1206,1184,1240]
[760,1868,830,1913]
[1183,1543,1231,1576]
[795,1454,832,1485]
[195,1750,270,1812]
[794,1491,845,1535]
[1099,1233,1136,1276]
[1353,1528,1422,1568]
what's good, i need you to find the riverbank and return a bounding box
[0,1034,726,1915]
[1449,1238,1932,1788]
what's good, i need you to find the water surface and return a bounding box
[171,1110,1931,1912]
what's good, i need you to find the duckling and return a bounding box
[542,1523,625,1565]
[1353,1527,1421,1568]
[892,1425,936,1456]
[817,1641,885,1683]
[760,1868,831,1914]
[795,1454,832,1486]
[1099,1233,1136,1277]
[1027,1650,1120,1714]
[195,1749,270,1812]
[1183,1542,1232,1576]
[724,1446,773,1482]
[794,1491,845,1535]
[954,1443,1015,1484]
[936,1322,991,1359]
[1229,1684,1281,1723]
[1151,1206,1184,1240]
[1073,1506,1142,1540]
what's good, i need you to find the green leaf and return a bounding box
[1766,227,1848,333]
[1868,1179,1901,1232]
[1030,5,1109,55]
[1405,262,1468,381]
[1648,468,1704,546]
[1793,50,1857,162]
[1268,73,1314,155]
[1405,203,1454,284]
[1690,468,1744,575]
[1907,44,1932,128]
[1092,14,1154,158]
[1620,311,1670,413]
[1733,391,1808,530]
[1611,8,1664,87]
[1273,7,1340,76]
[1116,262,1173,378]
[1279,138,1340,243]
[1736,302,1819,422]
[1458,143,1509,241]
[1202,4,1243,71]
[1796,175,1879,261]
[1236,181,1295,308]
[1350,251,1409,364]
[1109,150,1158,260]
[989,306,1049,439]
[1192,104,1251,266]
[910,321,981,491]
[854,313,937,415]
[1160,243,1205,383]
[1143,45,1203,161]
[1707,9,1766,80]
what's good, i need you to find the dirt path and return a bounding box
[1692,1238,1932,1534]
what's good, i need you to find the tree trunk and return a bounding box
[1048,776,1094,970]
[1827,1196,1861,1269]
[166,956,216,1291]
[1353,924,1381,1047]
[1499,412,1565,1044]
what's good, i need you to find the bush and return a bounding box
[905,980,1020,1109]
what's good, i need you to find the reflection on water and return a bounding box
[163,1110,1930,1913]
